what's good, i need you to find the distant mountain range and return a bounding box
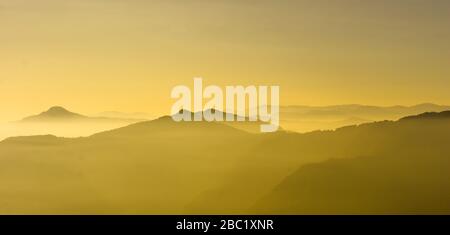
[16,103,450,133]
[278,103,450,132]
[281,103,450,115]
[1,109,450,214]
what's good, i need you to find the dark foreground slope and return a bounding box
[253,111,450,214]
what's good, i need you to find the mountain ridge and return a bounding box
[400,110,450,121]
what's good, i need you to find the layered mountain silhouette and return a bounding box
[0,113,257,214]
[252,110,450,214]
[1,107,450,214]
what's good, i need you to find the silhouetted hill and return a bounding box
[20,106,144,123]
[21,106,86,122]
[91,115,247,138]
[400,110,450,121]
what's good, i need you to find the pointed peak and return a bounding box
[23,106,85,120]
[46,106,70,113]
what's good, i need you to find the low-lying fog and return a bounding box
[0,121,139,141]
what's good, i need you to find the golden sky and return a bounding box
[1,0,450,120]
